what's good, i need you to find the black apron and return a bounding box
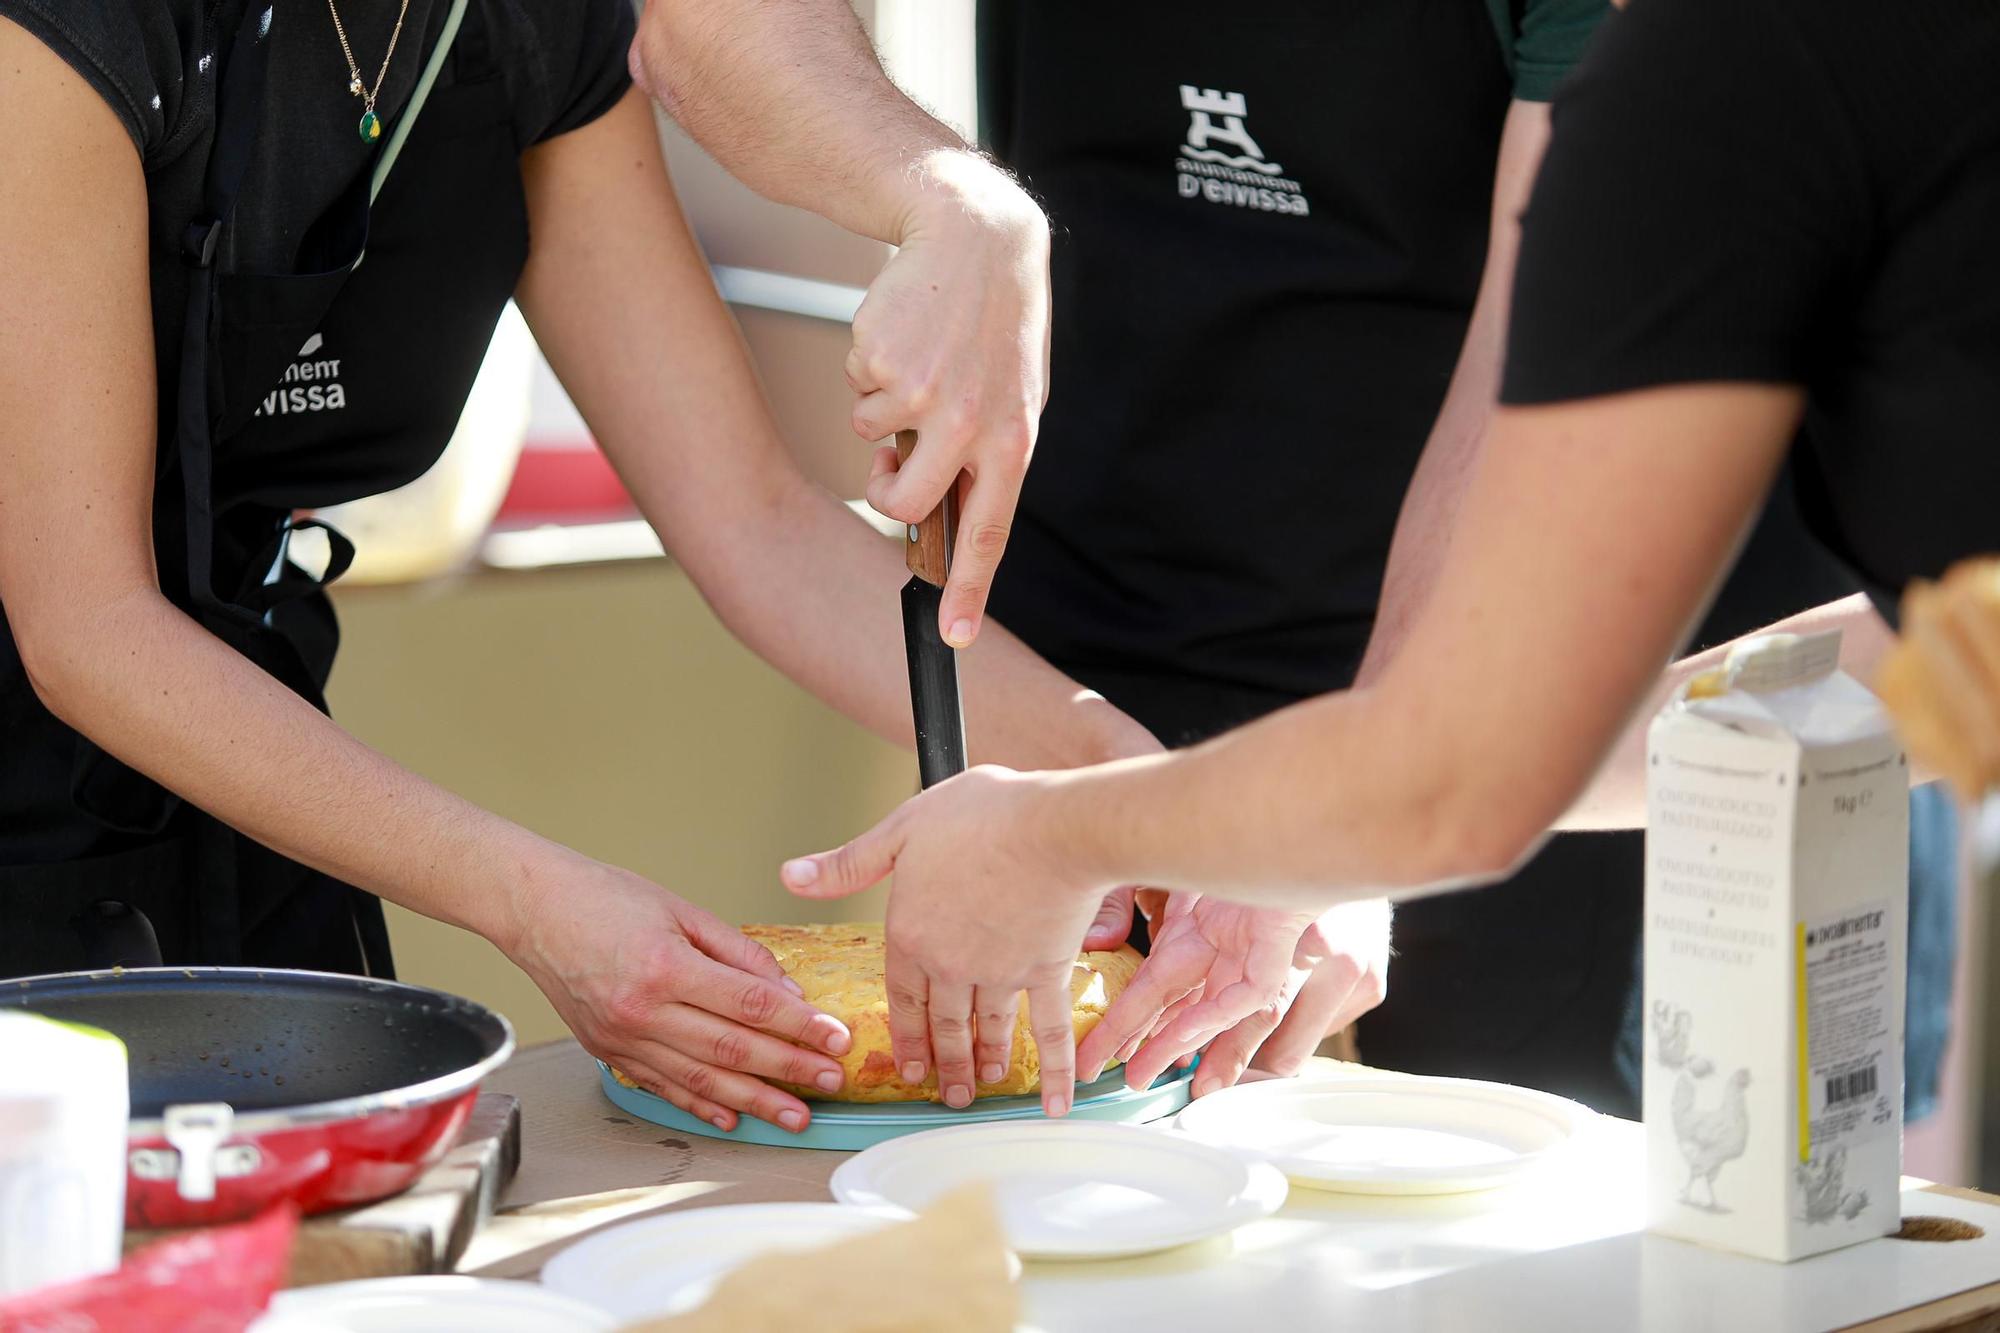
[978,0,1514,697]
[0,0,530,980]
[976,2,1867,1121]
[976,1,1647,1114]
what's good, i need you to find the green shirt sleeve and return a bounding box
[1485,0,1613,102]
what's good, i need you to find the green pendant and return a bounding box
[359,109,381,144]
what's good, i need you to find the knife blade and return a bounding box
[896,430,969,789]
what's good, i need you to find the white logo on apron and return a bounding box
[1175,85,1310,217]
[254,332,348,417]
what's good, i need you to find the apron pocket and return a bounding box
[0,837,199,979]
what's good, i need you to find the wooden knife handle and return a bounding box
[896,430,957,588]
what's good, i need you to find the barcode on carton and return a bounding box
[1825,1064,1878,1107]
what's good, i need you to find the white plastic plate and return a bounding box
[250,1277,615,1332]
[1174,1074,1593,1194]
[540,1201,1022,1321]
[829,1120,1288,1260]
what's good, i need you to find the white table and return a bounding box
[480,1041,2000,1332]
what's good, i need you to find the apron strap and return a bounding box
[175,1,274,630]
[349,0,469,277]
[140,0,467,970]
[175,0,471,618]
[371,0,473,208]
[238,517,358,617]
[68,1,278,847]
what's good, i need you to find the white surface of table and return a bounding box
[485,1042,2000,1332]
[1012,1118,2000,1332]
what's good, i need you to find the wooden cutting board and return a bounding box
[124,1092,521,1288]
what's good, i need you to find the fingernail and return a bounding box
[779,1109,806,1132]
[781,858,819,887]
[1081,1063,1105,1085]
[946,1084,972,1108]
[710,1115,731,1131]
[825,1028,853,1056]
[1195,1078,1220,1098]
[817,1070,845,1093]
[902,1061,926,1084]
[781,978,805,997]
[980,1063,1004,1084]
[1047,1093,1070,1118]
[946,618,975,647]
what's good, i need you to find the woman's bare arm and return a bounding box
[0,19,546,943]
[512,92,1153,773]
[0,21,855,1134]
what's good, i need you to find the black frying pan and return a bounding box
[1,967,513,1226]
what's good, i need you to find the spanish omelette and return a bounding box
[612,921,1141,1104]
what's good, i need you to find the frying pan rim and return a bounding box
[3,965,517,1137]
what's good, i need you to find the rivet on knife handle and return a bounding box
[895,430,956,588]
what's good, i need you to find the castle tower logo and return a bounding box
[1178,85,1280,174]
[1174,85,1310,216]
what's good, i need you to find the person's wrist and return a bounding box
[1081,699,1164,768]
[484,833,595,962]
[1030,765,1132,901]
[893,148,1044,248]
[1319,896,1393,936]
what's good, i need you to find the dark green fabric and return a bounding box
[1486,0,1611,101]
[980,2,1609,138]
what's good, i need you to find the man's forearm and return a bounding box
[1356,101,1552,687]
[628,9,1050,647]
[1032,389,1798,916]
[1040,683,1522,916]
[631,0,991,244]
[1558,592,1901,829]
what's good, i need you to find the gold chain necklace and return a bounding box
[325,0,412,144]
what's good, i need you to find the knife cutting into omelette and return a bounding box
[613,434,1137,1121]
[886,429,1110,1114]
[895,429,972,788]
[895,426,1026,1113]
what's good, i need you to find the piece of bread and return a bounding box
[1877,558,2000,799]
[619,1186,1016,1333]
[613,922,1141,1103]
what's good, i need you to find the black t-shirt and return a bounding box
[977,0,1851,701]
[1503,0,2000,604]
[2,0,632,490]
[0,0,632,864]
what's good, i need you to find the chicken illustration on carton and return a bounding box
[1644,630,1906,1262]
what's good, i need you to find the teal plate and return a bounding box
[598,1059,1198,1152]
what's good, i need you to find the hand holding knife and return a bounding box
[897,430,970,789]
[789,433,1085,1116]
